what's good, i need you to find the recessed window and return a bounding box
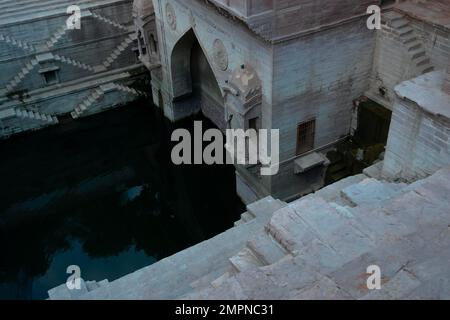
[249,117,259,131]
[296,119,316,155]
[132,48,140,63]
[150,34,158,54]
[43,70,58,85]
[138,31,148,56]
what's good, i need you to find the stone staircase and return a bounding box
[47,196,288,300]
[91,12,130,32]
[47,162,450,300]
[101,35,135,69]
[46,25,69,50]
[180,166,450,299]
[70,87,106,119]
[14,107,59,124]
[0,33,36,52]
[383,11,434,75]
[4,58,39,92]
[0,106,58,137]
[113,83,148,97]
[0,0,125,26]
[70,83,147,119]
[54,54,96,72]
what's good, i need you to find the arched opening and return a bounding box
[170,29,225,129]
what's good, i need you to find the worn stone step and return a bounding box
[247,196,286,220]
[210,272,232,288]
[266,203,320,254]
[240,211,254,223]
[398,27,414,37]
[290,196,375,263]
[341,178,406,208]
[416,57,431,67]
[246,233,288,265]
[315,174,366,205]
[363,161,383,179]
[229,248,263,273]
[189,267,229,291]
[411,49,426,59]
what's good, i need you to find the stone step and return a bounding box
[247,196,286,220]
[289,196,376,263]
[246,233,288,265]
[240,211,254,223]
[391,19,409,29]
[383,11,405,23]
[398,27,414,37]
[422,66,434,74]
[416,57,431,67]
[341,178,406,208]
[210,272,232,288]
[229,248,263,274]
[266,201,321,254]
[189,267,229,291]
[50,209,275,300]
[315,173,366,205]
[411,49,426,60]
[363,161,383,180]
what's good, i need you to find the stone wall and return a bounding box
[382,70,450,181]
[0,0,148,138]
[368,9,450,110]
[209,0,380,41]
[267,17,375,200]
[153,0,273,127]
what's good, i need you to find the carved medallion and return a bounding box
[213,39,228,71]
[166,3,176,30]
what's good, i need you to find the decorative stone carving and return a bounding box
[166,2,176,30]
[189,9,196,27]
[223,64,262,130]
[227,64,262,110]
[212,39,228,71]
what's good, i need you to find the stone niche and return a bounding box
[223,64,262,131]
[133,0,159,69]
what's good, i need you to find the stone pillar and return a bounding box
[443,64,450,94]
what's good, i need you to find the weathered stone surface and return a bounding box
[341,178,406,207]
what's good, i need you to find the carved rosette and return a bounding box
[212,39,228,71]
[166,3,176,30]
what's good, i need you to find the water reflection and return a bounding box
[0,100,244,300]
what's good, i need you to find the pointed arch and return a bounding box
[169,28,226,129]
[170,28,223,99]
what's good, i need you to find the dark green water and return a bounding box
[0,100,244,300]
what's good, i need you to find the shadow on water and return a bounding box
[0,100,244,300]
